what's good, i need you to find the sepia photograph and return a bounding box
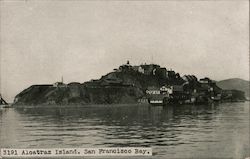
[0,0,249,158]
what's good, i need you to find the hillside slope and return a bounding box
[217,78,249,98]
[14,83,143,105]
[13,64,184,106]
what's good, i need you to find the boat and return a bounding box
[148,96,169,106]
[0,94,11,108]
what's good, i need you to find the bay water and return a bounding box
[0,102,249,158]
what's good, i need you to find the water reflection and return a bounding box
[0,103,249,158]
[13,104,217,124]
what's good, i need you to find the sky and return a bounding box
[0,0,249,102]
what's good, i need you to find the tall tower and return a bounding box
[127,60,130,65]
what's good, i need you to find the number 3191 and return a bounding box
[2,150,18,156]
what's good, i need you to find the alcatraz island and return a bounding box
[13,61,246,106]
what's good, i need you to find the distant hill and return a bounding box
[217,78,250,98]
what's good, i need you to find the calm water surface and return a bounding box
[0,102,249,158]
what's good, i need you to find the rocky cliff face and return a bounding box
[14,84,144,105]
[13,71,156,105]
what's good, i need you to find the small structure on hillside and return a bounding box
[140,64,160,75]
[119,61,132,72]
[53,82,67,88]
[53,77,67,88]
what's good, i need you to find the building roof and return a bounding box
[173,85,183,92]
[183,75,198,82]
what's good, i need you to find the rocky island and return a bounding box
[14,62,246,106]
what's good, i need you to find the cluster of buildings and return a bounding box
[116,61,179,80]
[113,61,245,105]
[18,61,244,106]
[145,76,223,105]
